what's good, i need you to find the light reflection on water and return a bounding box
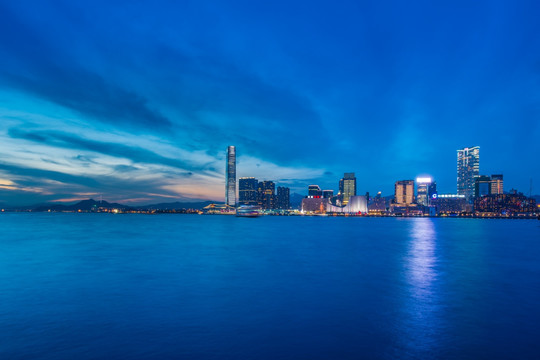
[2,214,540,359]
[398,218,444,356]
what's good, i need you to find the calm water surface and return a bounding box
[0,214,539,359]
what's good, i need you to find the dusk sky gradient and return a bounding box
[1,0,539,205]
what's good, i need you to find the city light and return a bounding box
[416,177,432,183]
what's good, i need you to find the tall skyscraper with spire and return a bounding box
[225,146,236,206]
[457,146,480,201]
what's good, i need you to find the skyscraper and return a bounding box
[339,173,356,205]
[395,180,414,205]
[276,186,290,209]
[416,177,432,206]
[457,146,480,201]
[428,182,437,205]
[225,146,236,206]
[308,185,322,197]
[258,180,275,209]
[239,177,258,205]
[490,174,504,195]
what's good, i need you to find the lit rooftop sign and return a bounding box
[416,177,432,183]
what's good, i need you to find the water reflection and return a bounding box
[408,218,437,301]
[397,218,443,356]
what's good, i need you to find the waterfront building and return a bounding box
[276,186,290,209]
[490,174,504,195]
[474,175,492,198]
[474,193,536,214]
[225,146,236,207]
[432,194,468,214]
[416,177,432,206]
[258,180,276,209]
[457,146,480,201]
[339,173,356,205]
[368,192,387,212]
[322,190,334,198]
[394,180,414,205]
[239,177,259,205]
[308,185,322,197]
[301,197,328,213]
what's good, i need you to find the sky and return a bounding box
[0,0,539,206]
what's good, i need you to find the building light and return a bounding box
[416,177,432,183]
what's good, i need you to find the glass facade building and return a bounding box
[339,173,356,205]
[457,146,480,201]
[474,175,491,198]
[225,146,236,206]
[239,177,258,205]
[416,177,432,206]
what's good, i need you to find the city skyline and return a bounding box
[1,1,539,206]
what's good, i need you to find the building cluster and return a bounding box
[301,173,368,214]
[224,145,537,217]
[238,177,290,210]
[224,146,290,211]
[385,146,536,216]
[299,146,536,216]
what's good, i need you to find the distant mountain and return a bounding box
[140,201,216,210]
[32,199,131,212]
[289,193,304,209]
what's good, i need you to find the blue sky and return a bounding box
[0,0,539,205]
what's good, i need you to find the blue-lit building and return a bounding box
[457,146,480,201]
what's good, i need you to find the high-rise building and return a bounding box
[339,173,356,205]
[428,182,437,205]
[225,146,236,206]
[276,186,290,209]
[474,175,492,198]
[395,180,414,205]
[322,190,334,198]
[457,146,480,201]
[490,174,504,195]
[308,185,322,197]
[258,181,276,209]
[239,177,258,205]
[416,177,432,206]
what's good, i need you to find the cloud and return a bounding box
[7,128,216,174]
[0,3,171,133]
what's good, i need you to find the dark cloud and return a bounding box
[8,128,216,175]
[0,4,171,132]
[0,2,334,166]
[1,0,539,201]
[0,162,101,189]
